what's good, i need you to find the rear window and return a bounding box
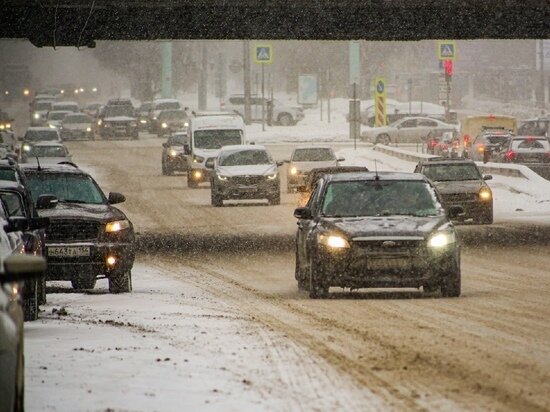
[155,102,180,110]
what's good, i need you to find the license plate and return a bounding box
[367,257,410,270]
[238,186,257,192]
[48,246,91,257]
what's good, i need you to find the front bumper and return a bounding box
[100,125,138,139]
[287,173,308,189]
[189,167,211,183]
[164,155,188,171]
[313,241,459,289]
[214,177,280,200]
[440,197,492,222]
[44,241,135,280]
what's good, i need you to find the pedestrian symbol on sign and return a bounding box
[437,40,456,61]
[376,81,384,94]
[441,44,454,57]
[254,45,273,64]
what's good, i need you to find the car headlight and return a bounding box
[193,155,205,163]
[169,149,178,157]
[105,219,130,233]
[161,122,168,128]
[48,124,56,129]
[479,188,492,201]
[152,116,157,120]
[97,119,102,125]
[104,122,112,128]
[319,234,350,249]
[86,127,92,132]
[184,122,189,127]
[428,231,456,248]
[22,144,31,152]
[140,119,147,124]
[33,112,41,119]
[217,175,229,181]
[266,173,278,180]
[290,167,298,175]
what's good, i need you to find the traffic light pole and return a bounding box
[446,76,451,122]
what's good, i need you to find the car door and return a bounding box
[396,119,418,143]
[417,119,440,142]
[297,181,323,270]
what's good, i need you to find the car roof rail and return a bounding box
[57,161,79,168]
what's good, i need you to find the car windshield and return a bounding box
[422,164,482,181]
[483,135,511,144]
[26,173,105,204]
[321,180,440,217]
[194,130,242,149]
[24,129,59,141]
[160,111,186,120]
[28,145,67,157]
[0,168,17,182]
[53,105,78,112]
[104,106,134,117]
[169,135,187,145]
[34,102,52,111]
[63,114,92,124]
[156,102,180,110]
[219,149,272,166]
[292,148,335,162]
[48,112,69,120]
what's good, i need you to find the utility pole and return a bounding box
[161,42,172,98]
[199,42,207,110]
[243,40,251,124]
[539,39,546,109]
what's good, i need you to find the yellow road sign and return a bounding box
[374,77,386,127]
[437,40,456,61]
[254,45,273,64]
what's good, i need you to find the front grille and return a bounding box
[231,176,265,185]
[47,219,101,241]
[354,239,425,255]
[440,193,477,203]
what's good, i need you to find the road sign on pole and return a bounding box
[374,77,387,127]
[437,40,457,61]
[254,45,273,64]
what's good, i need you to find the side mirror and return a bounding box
[30,216,50,230]
[108,192,126,204]
[294,207,313,220]
[36,194,58,210]
[5,217,29,233]
[1,254,46,284]
[205,158,215,169]
[337,157,345,162]
[448,205,464,220]
[483,175,493,181]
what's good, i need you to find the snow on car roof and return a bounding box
[220,144,266,152]
[327,171,427,182]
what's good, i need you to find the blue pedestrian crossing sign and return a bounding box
[254,45,273,64]
[437,40,456,61]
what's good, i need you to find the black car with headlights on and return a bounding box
[21,163,135,293]
[294,172,461,298]
[97,104,138,140]
[414,157,493,224]
[162,131,189,175]
[208,144,281,206]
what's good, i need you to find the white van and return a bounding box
[186,114,246,188]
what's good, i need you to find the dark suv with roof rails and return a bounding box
[414,157,493,224]
[20,163,135,293]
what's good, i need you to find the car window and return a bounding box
[321,180,439,217]
[418,119,438,127]
[53,104,78,112]
[103,106,134,117]
[28,145,67,157]
[48,112,69,120]
[156,102,180,110]
[26,173,105,204]
[168,135,187,145]
[422,164,482,181]
[34,102,52,111]
[219,150,272,166]
[292,148,335,162]
[0,191,26,217]
[401,119,417,128]
[24,130,59,141]
[229,97,243,105]
[0,168,17,182]
[63,114,92,124]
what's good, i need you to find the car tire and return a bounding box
[440,259,461,298]
[295,253,308,291]
[71,273,97,290]
[268,192,281,205]
[308,256,329,299]
[23,280,39,321]
[187,172,198,188]
[14,342,24,412]
[162,162,168,175]
[109,270,132,294]
[211,190,223,207]
[278,113,293,126]
[376,134,391,145]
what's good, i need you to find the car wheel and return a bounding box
[211,190,223,207]
[308,256,329,299]
[376,134,391,145]
[23,279,38,321]
[187,172,198,188]
[440,259,461,298]
[14,341,24,412]
[71,273,97,290]
[268,192,281,205]
[278,113,293,126]
[161,162,168,175]
[295,252,308,291]
[109,270,132,294]
[37,274,47,305]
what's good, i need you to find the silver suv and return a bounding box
[224,95,304,126]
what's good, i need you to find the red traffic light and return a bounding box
[443,60,453,76]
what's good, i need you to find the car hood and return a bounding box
[291,160,338,172]
[321,215,449,239]
[216,164,277,177]
[194,148,221,158]
[431,180,484,194]
[23,156,72,165]
[38,202,126,222]
[104,116,136,122]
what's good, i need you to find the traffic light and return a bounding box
[444,60,453,81]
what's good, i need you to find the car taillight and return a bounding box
[429,139,438,148]
[477,145,485,152]
[505,150,517,161]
